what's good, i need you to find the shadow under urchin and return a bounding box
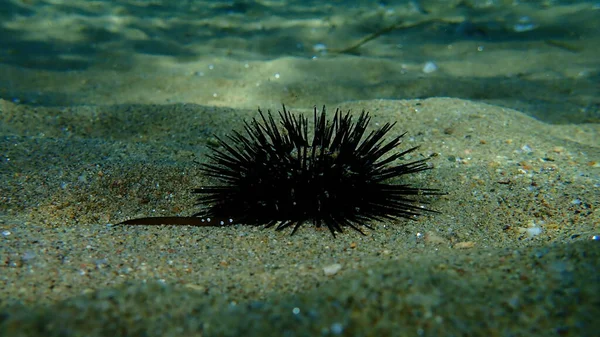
[191,105,441,237]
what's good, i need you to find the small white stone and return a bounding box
[527,227,542,238]
[521,144,533,153]
[323,263,342,276]
[422,61,438,74]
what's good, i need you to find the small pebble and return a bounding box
[422,61,438,74]
[323,263,342,276]
[520,144,533,153]
[527,227,542,238]
[454,241,475,249]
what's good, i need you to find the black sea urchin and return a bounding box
[191,105,439,237]
[119,105,440,237]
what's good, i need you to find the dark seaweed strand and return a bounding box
[192,105,440,237]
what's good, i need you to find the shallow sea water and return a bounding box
[0,1,599,336]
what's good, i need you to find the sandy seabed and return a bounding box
[1,97,598,336]
[1,0,599,336]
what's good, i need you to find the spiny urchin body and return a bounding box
[193,105,439,237]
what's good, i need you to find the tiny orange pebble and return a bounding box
[519,161,534,170]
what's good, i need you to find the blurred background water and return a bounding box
[0,0,598,123]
